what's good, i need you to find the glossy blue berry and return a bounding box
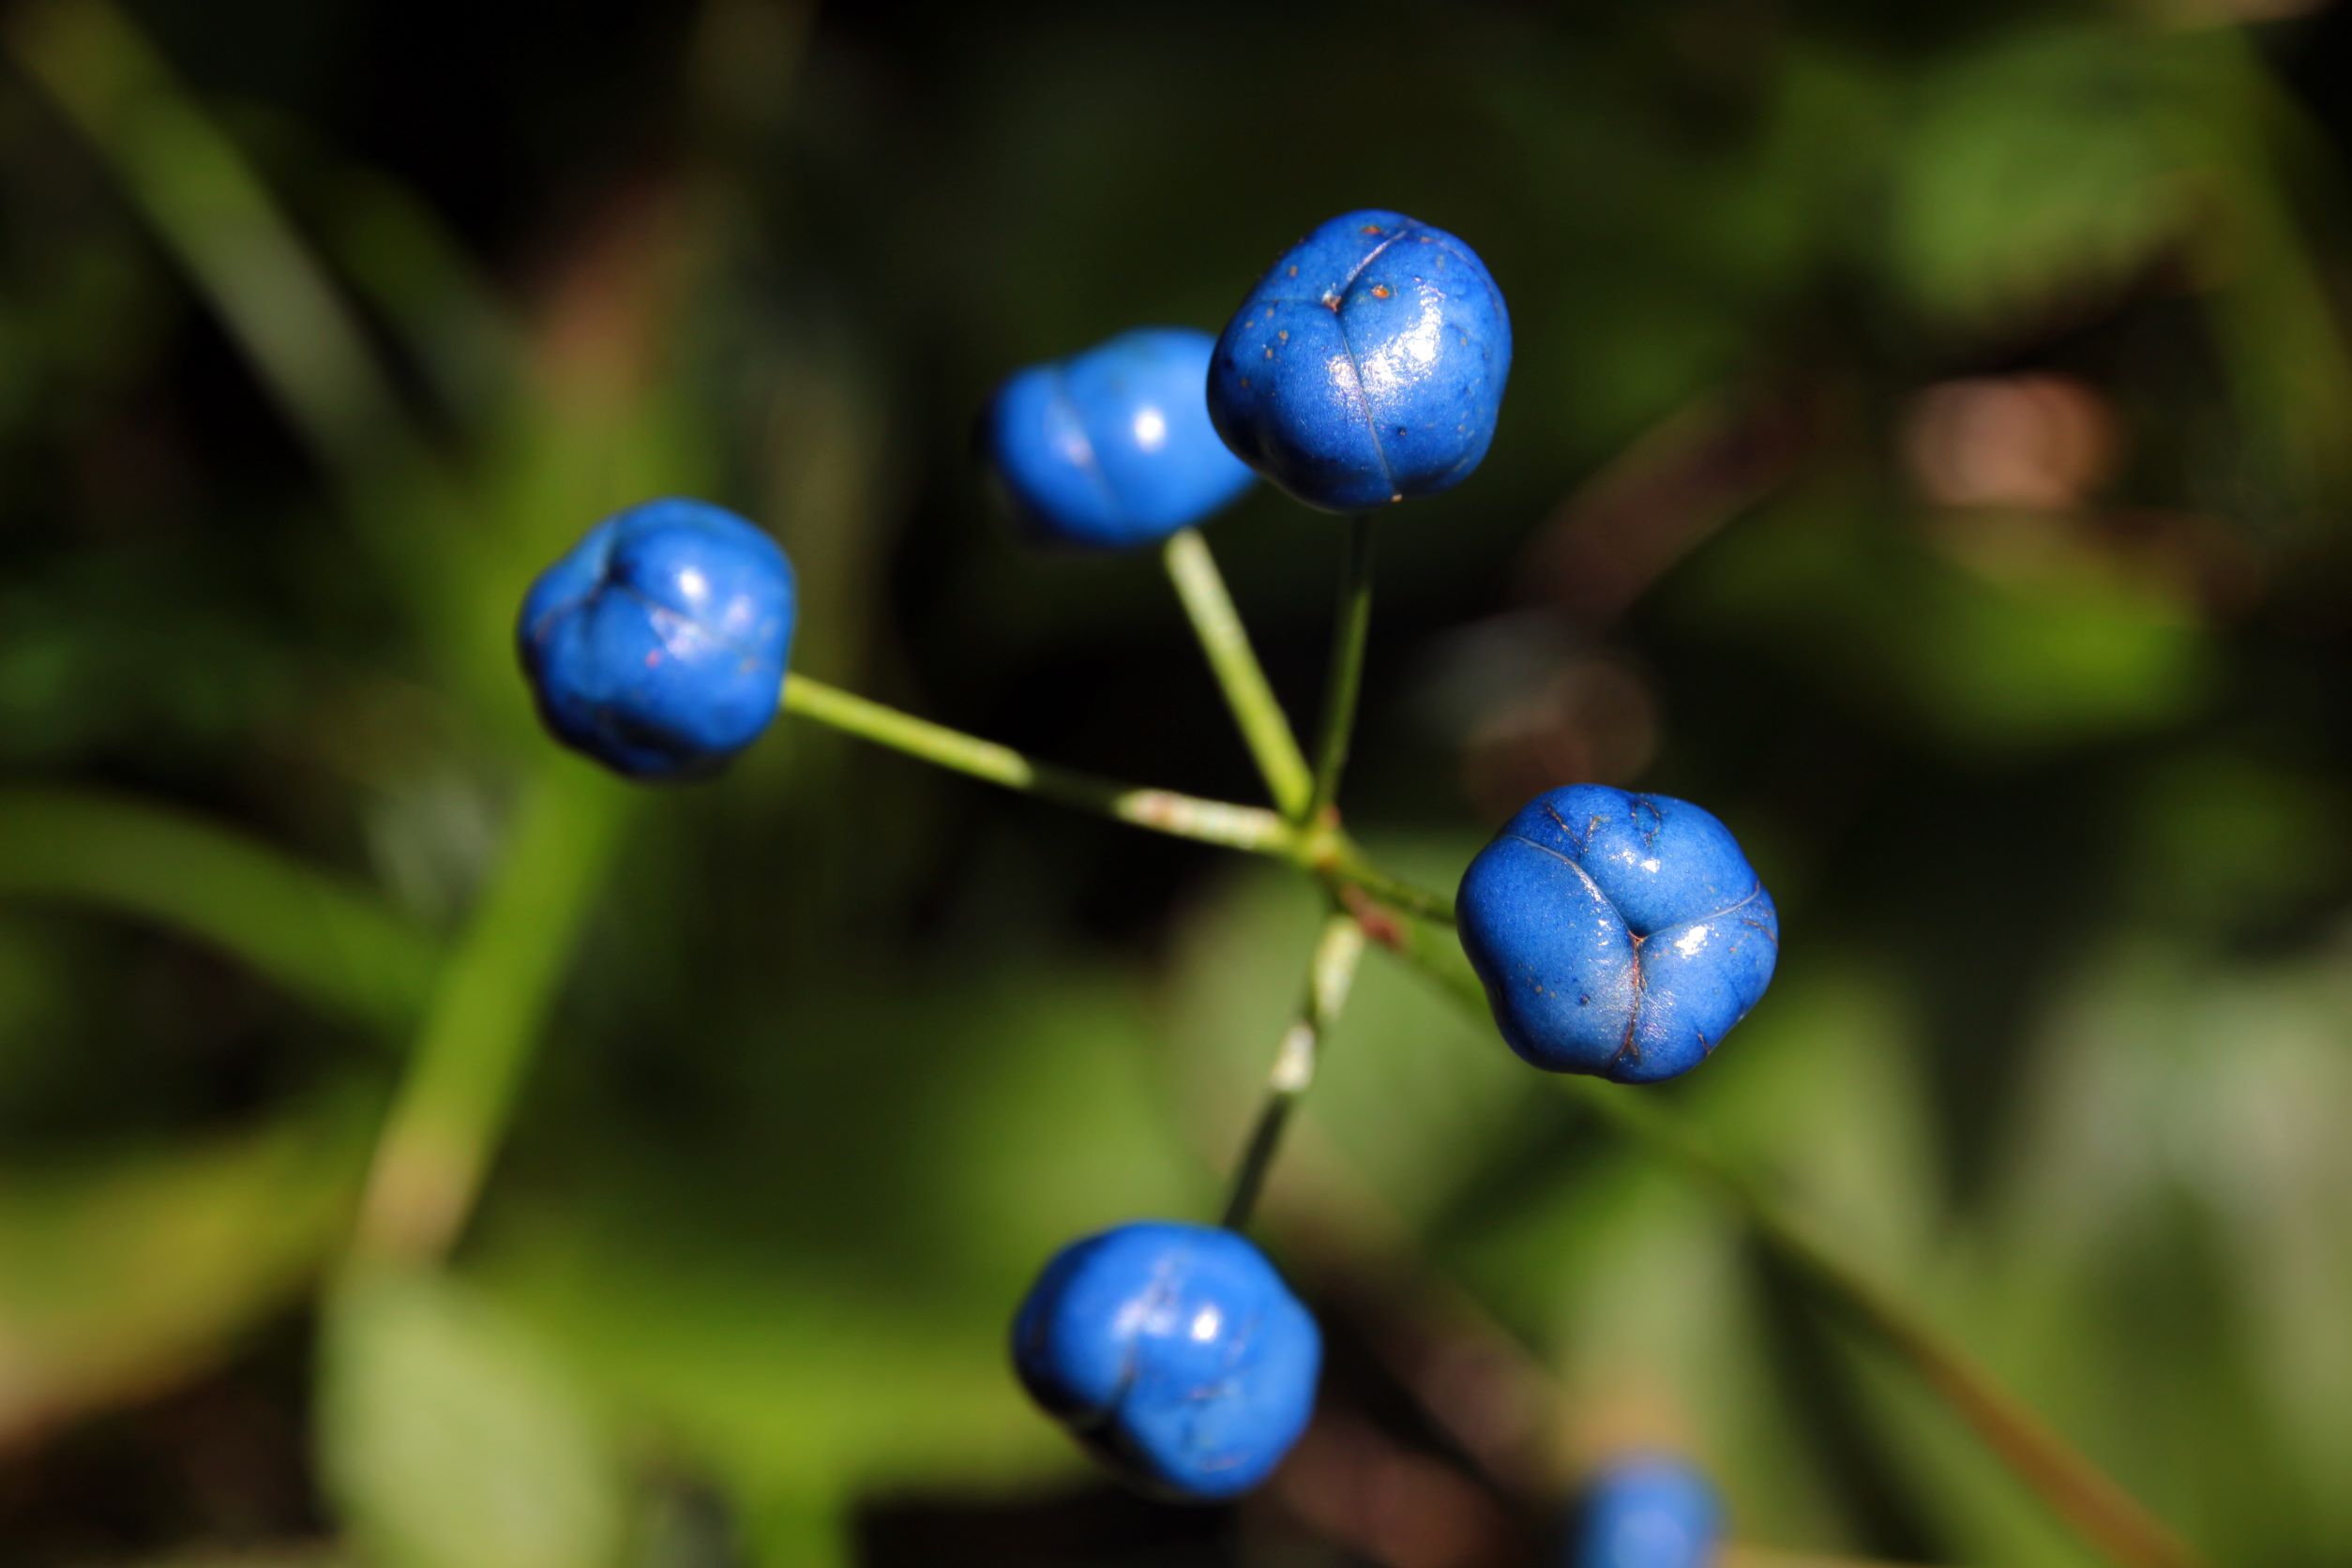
[1011,1220,1320,1501]
[1456,785,1778,1083]
[1207,209,1511,513]
[984,327,1256,548]
[517,498,796,780]
[1568,1458,1724,1568]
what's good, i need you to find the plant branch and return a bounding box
[782,674,1298,856]
[1220,914,1365,1230]
[1163,528,1315,818]
[1304,516,1377,824]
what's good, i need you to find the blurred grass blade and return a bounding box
[1379,928,2205,1568]
[0,1101,369,1448]
[0,787,438,1032]
[5,0,425,487]
[320,1268,625,1568]
[353,762,632,1264]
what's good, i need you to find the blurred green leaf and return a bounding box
[1964,939,2352,1561]
[2118,749,2349,934]
[0,1099,366,1443]
[1674,498,2217,755]
[0,787,439,1033]
[475,959,1208,1505]
[1889,28,2222,331]
[319,1268,627,1568]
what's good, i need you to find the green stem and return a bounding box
[350,766,628,1266]
[1220,914,1365,1230]
[782,674,1296,857]
[1162,528,1316,818]
[1379,935,2204,1568]
[1305,516,1378,824]
[1157,527,1453,927]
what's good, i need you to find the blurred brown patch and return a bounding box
[1905,372,2265,617]
[1903,373,2118,513]
[1275,1409,1530,1568]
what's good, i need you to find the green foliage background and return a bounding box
[1,1,2348,1563]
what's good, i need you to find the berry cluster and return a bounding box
[517,211,1774,1550]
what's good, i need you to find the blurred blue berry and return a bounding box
[1569,1458,1724,1568]
[517,498,796,780]
[1207,209,1511,513]
[1012,1220,1320,1501]
[1456,784,1777,1082]
[984,327,1256,548]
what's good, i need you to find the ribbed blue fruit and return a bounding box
[1012,1220,1320,1501]
[1208,209,1511,512]
[517,498,795,780]
[1457,784,1777,1082]
[985,327,1256,548]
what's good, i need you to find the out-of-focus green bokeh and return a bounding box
[2,1,2349,1563]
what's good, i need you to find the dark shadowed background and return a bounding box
[2,1,2350,1564]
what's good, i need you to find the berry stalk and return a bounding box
[782,674,1298,856]
[781,676,1460,922]
[1162,528,1316,818]
[1304,516,1378,824]
[1219,913,1366,1231]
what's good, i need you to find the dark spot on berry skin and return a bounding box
[1395,427,1407,436]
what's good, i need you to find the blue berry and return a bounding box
[1456,785,1778,1082]
[984,327,1256,548]
[517,498,796,780]
[1207,209,1511,513]
[1011,1220,1320,1501]
[1569,1458,1724,1568]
